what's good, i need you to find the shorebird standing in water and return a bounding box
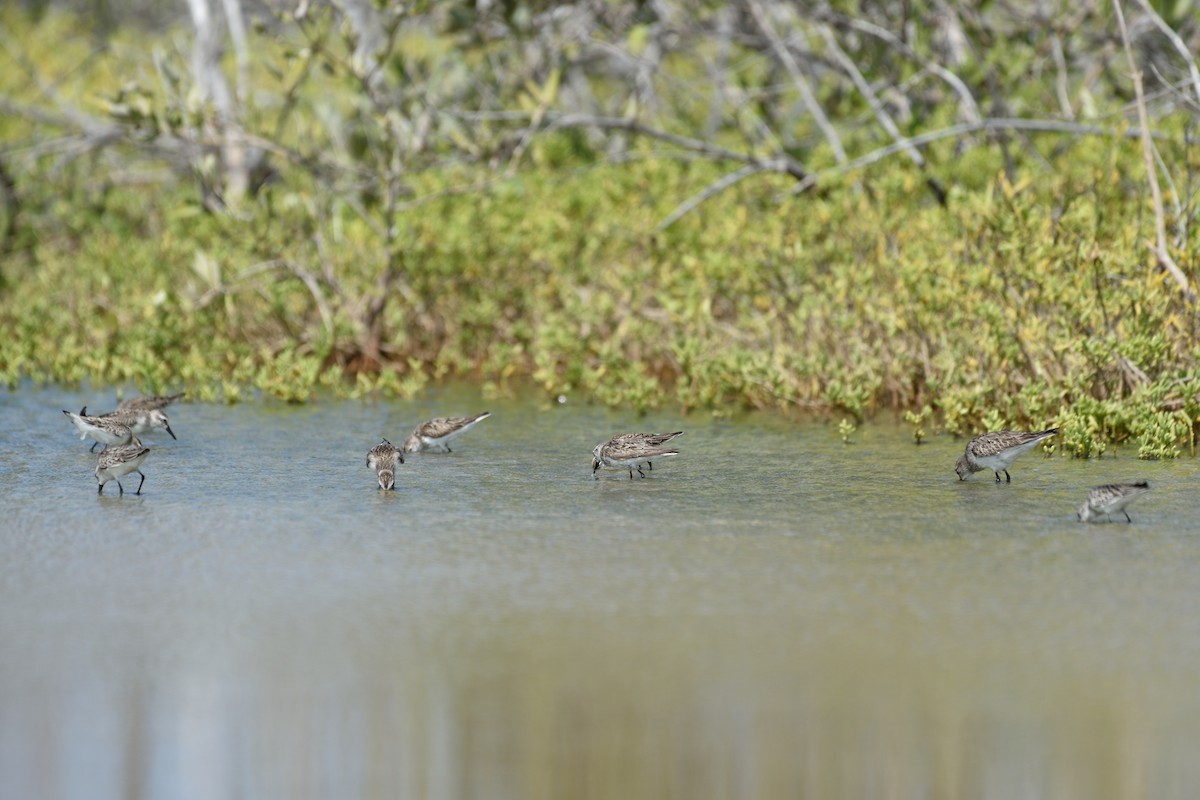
[402,412,491,454]
[95,437,151,496]
[1077,482,1150,523]
[63,407,133,450]
[592,432,682,479]
[367,439,404,490]
[955,428,1059,483]
[95,407,176,450]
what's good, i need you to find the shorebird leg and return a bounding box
[116,480,125,497]
[90,441,99,453]
[648,461,653,471]
[636,465,647,478]
[135,472,146,495]
[627,468,634,479]
[1004,470,1012,483]
[1124,511,1132,523]
[994,471,1001,483]
[97,482,104,495]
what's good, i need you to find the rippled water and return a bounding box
[2,384,1199,799]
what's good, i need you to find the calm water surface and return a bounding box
[2,385,1200,799]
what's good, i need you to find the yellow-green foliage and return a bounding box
[1,7,1198,459]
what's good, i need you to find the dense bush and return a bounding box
[1,4,1198,458]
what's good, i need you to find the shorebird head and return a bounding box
[1077,503,1093,522]
[954,454,974,480]
[377,469,395,491]
[148,409,176,439]
[591,444,604,474]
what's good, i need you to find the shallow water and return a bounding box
[3,384,1200,799]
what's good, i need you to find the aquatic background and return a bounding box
[3,385,1199,799]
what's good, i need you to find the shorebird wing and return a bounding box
[612,431,684,448]
[117,393,184,411]
[969,429,1056,457]
[367,443,399,469]
[415,412,490,439]
[603,443,679,461]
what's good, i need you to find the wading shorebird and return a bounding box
[95,437,151,496]
[597,432,683,472]
[592,433,682,479]
[402,412,491,454]
[1077,482,1150,523]
[92,407,176,451]
[366,439,404,490]
[63,407,133,450]
[955,428,1059,483]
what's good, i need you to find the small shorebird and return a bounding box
[95,437,151,496]
[592,433,681,479]
[367,439,404,490]
[1077,482,1150,523]
[63,407,133,449]
[402,412,491,453]
[93,407,176,451]
[602,431,683,471]
[955,428,1059,483]
[117,392,184,412]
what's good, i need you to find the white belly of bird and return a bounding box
[419,435,454,452]
[75,419,129,445]
[1093,493,1138,515]
[969,451,1012,472]
[603,454,650,468]
[97,451,148,482]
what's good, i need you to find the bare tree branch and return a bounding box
[657,163,770,232]
[827,13,982,125]
[816,24,946,205]
[744,0,847,164]
[1050,33,1074,119]
[1113,0,1191,297]
[328,0,387,91]
[543,113,807,179]
[788,117,1166,196]
[1133,0,1200,111]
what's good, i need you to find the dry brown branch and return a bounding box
[1113,0,1191,297]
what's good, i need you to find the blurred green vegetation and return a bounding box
[1,4,1198,458]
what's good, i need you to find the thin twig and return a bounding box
[1133,0,1200,110]
[543,113,807,179]
[1050,33,1074,119]
[816,23,946,205]
[826,13,981,124]
[744,0,847,164]
[657,163,769,232]
[1113,0,1190,296]
[787,116,1168,196]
